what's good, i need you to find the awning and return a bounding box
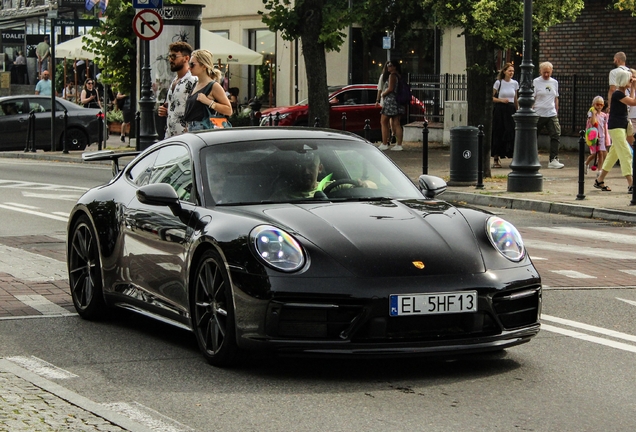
[54,35,99,60]
[199,29,263,65]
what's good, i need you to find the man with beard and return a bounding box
[158,41,197,138]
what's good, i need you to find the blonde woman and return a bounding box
[182,49,232,131]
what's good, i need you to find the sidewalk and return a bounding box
[2,135,636,223]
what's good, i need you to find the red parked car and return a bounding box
[259,84,424,142]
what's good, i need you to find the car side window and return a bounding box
[0,100,24,116]
[128,151,159,187]
[332,90,361,106]
[29,100,49,113]
[128,145,193,202]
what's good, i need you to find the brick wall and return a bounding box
[539,0,636,77]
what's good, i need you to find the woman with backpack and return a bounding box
[378,60,405,151]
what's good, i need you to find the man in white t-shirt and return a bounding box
[608,51,629,112]
[533,61,563,169]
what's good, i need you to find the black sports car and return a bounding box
[0,95,100,151]
[67,127,541,367]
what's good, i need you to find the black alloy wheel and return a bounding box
[191,250,237,367]
[64,128,89,150]
[68,215,107,319]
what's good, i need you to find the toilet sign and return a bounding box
[133,9,163,41]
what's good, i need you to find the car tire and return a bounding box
[68,214,107,319]
[190,249,238,367]
[64,128,89,151]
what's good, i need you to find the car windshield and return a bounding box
[200,138,423,206]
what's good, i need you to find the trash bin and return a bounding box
[449,126,478,185]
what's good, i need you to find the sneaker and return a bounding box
[120,135,126,143]
[378,143,390,151]
[390,145,404,151]
[548,158,564,169]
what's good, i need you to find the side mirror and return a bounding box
[137,183,182,215]
[418,175,447,198]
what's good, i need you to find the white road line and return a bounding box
[524,239,636,259]
[541,324,636,354]
[52,211,70,217]
[617,297,636,307]
[620,269,636,276]
[103,402,194,432]
[15,294,72,316]
[0,179,87,191]
[550,270,596,279]
[4,202,39,209]
[530,256,547,260]
[6,356,78,379]
[22,192,85,201]
[529,226,636,245]
[0,203,68,222]
[542,314,636,343]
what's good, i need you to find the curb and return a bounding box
[443,191,636,224]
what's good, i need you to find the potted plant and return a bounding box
[106,109,124,134]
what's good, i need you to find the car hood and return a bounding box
[257,199,486,277]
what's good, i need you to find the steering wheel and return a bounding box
[323,179,359,194]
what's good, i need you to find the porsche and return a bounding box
[67,127,541,367]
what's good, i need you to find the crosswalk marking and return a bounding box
[620,270,636,276]
[542,324,636,354]
[4,202,39,209]
[551,270,596,279]
[529,226,636,245]
[0,244,68,281]
[0,203,68,222]
[524,239,636,260]
[15,295,72,316]
[0,179,87,192]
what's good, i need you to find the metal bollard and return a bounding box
[342,113,347,131]
[24,110,36,153]
[314,117,320,128]
[364,119,370,141]
[135,111,141,151]
[97,111,104,151]
[62,110,69,154]
[476,124,484,189]
[274,112,280,126]
[576,129,585,200]
[422,119,429,174]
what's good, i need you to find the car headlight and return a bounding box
[485,217,525,261]
[250,225,305,272]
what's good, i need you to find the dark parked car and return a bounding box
[0,95,101,151]
[67,127,541,367]
[259,84,424,141]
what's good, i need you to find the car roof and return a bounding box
[151,127,371,154]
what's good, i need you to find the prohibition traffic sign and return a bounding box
[133,9,163,41]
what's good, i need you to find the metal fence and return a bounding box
[405,73,607,135]
[407,73,467,124]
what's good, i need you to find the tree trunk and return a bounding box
[298,0,330,128]
[465,33,495,178]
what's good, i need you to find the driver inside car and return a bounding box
[270,152,376,200]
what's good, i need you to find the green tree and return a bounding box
[422,0,585,177]
[260,0,357,127]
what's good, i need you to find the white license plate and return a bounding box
[389,291,477,316]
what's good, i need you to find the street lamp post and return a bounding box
[137,39,158,151]
[507,0,542,192]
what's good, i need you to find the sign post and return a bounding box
[134,9,163,150]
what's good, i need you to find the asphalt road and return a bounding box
[0,160,635,431]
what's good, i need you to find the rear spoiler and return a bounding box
[82,150,140,177]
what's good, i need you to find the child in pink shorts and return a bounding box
[584,96,610,174]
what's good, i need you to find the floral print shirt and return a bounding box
[165,71,197,138]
